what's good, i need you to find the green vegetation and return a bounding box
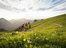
[0,14,66,48]
[15,22,31,31]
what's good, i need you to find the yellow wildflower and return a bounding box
[23,39,26,41]
[16,31,19,34]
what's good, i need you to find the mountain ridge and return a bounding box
[0,18,30,31]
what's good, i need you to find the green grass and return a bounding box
[30,14,66,32]
[0,14,66,48]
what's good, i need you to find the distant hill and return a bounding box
[0,18,13,31]
[29,14,66,32]
[0,18,31,31]
[9,19,30,31]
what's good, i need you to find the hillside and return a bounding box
[29,14,66,32]
[9,19,30,31]
[0,14,66,48]
[0,18,31,31]
[0,18,14,31]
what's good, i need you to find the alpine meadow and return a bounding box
[0,14,66,48]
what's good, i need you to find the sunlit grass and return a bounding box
[0,14,66,48]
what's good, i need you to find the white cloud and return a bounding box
[0,0,66,20]
[52,2,66,11]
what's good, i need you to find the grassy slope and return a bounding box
[0,14,66,48]
[30,14,66,32]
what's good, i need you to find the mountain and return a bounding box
[29,14,66,32]
[0,18,13,31]
[0,18,31,31]
[9,19,30,30]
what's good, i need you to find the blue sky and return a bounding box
[0,0,66,20]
